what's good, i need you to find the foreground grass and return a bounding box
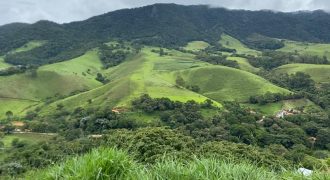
[25,148,329,180]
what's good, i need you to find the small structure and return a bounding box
[11,121,25,132]
[88,134,103,139]
[298,168,313,176]
[276,109,301,118]
[111,107,127,114]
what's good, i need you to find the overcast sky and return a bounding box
[1,0,330,25]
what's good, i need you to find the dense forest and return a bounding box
[2,4,330,65]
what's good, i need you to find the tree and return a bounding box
[175,76,185,87]
[5,111,13,120]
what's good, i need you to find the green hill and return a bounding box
[274,63,330,83]
[184,41,210,52]
[279,40,330,60]
[227,56,259,73]
[219,34,260,56]
[38,48,216,115]
[0,50,103,119]
[170,66,290,102]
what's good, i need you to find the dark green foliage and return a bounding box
[248,51,328,70]
[95,73,108,84]
[196,54,239,68]
[249,92,303,105]
[3,4,330,65]
[98,43,132,68]
[244,33,284,50]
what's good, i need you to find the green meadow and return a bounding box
[219,34,260,56]
[275,63,330,84]
[175,66,290,102]
[10,40,46,54]
[227,56,259,73]
[184,41,210,51]
[279,40,330,59]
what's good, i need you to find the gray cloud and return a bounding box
[1,0,330,25]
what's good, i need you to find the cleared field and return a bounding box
[2,133,55,148]
[274,63,330,83]
[10,40,46,54]
[245,99,319,115]
[227,56,259,73]
[279,40,330,60]
[184,41,210,51]
[0,56,10,69]
[219,34,260,56]
[0,98,38,119]
[170,66,290,102]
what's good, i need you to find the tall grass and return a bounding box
[25,148,330,180]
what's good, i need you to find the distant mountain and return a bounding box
[2,3,330,65]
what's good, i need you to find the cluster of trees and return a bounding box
[195,54,239,68]
[98,43,132,68]
[1,94,329,177]
[249,92,303,105]
[0,65,38,77]
[248,51,329,70]
[244,34,285,50]
[262,71,330,111]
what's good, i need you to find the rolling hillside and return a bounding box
[279,40,330,60]
[274,63,330,84]
[0,50,104,118]
[219,34,260,56]
[172,66,290,102]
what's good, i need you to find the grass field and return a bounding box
[227,56,259,73]
[0,56,10,69]
[274,63,330,83]
[279,40,330,60]
[0,50,104,118]
[184,41,210,52]
[2,133,55,148]
[25,147,329,179]
[0,98,38,119]
[10,40,46,54]
[219,34,260,56]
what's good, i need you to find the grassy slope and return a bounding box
[184,41,210,51]
[0,56,10,69]
[25,148,329,180]
[274,63,330,83]
[39,48,217,115]
[0,50,103,119]
[219,34,260,56]
[10,40,46,54]
[173,66,290,102]
[1,133,54,148]
[227,56,259,73]
[279,40,330,60]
